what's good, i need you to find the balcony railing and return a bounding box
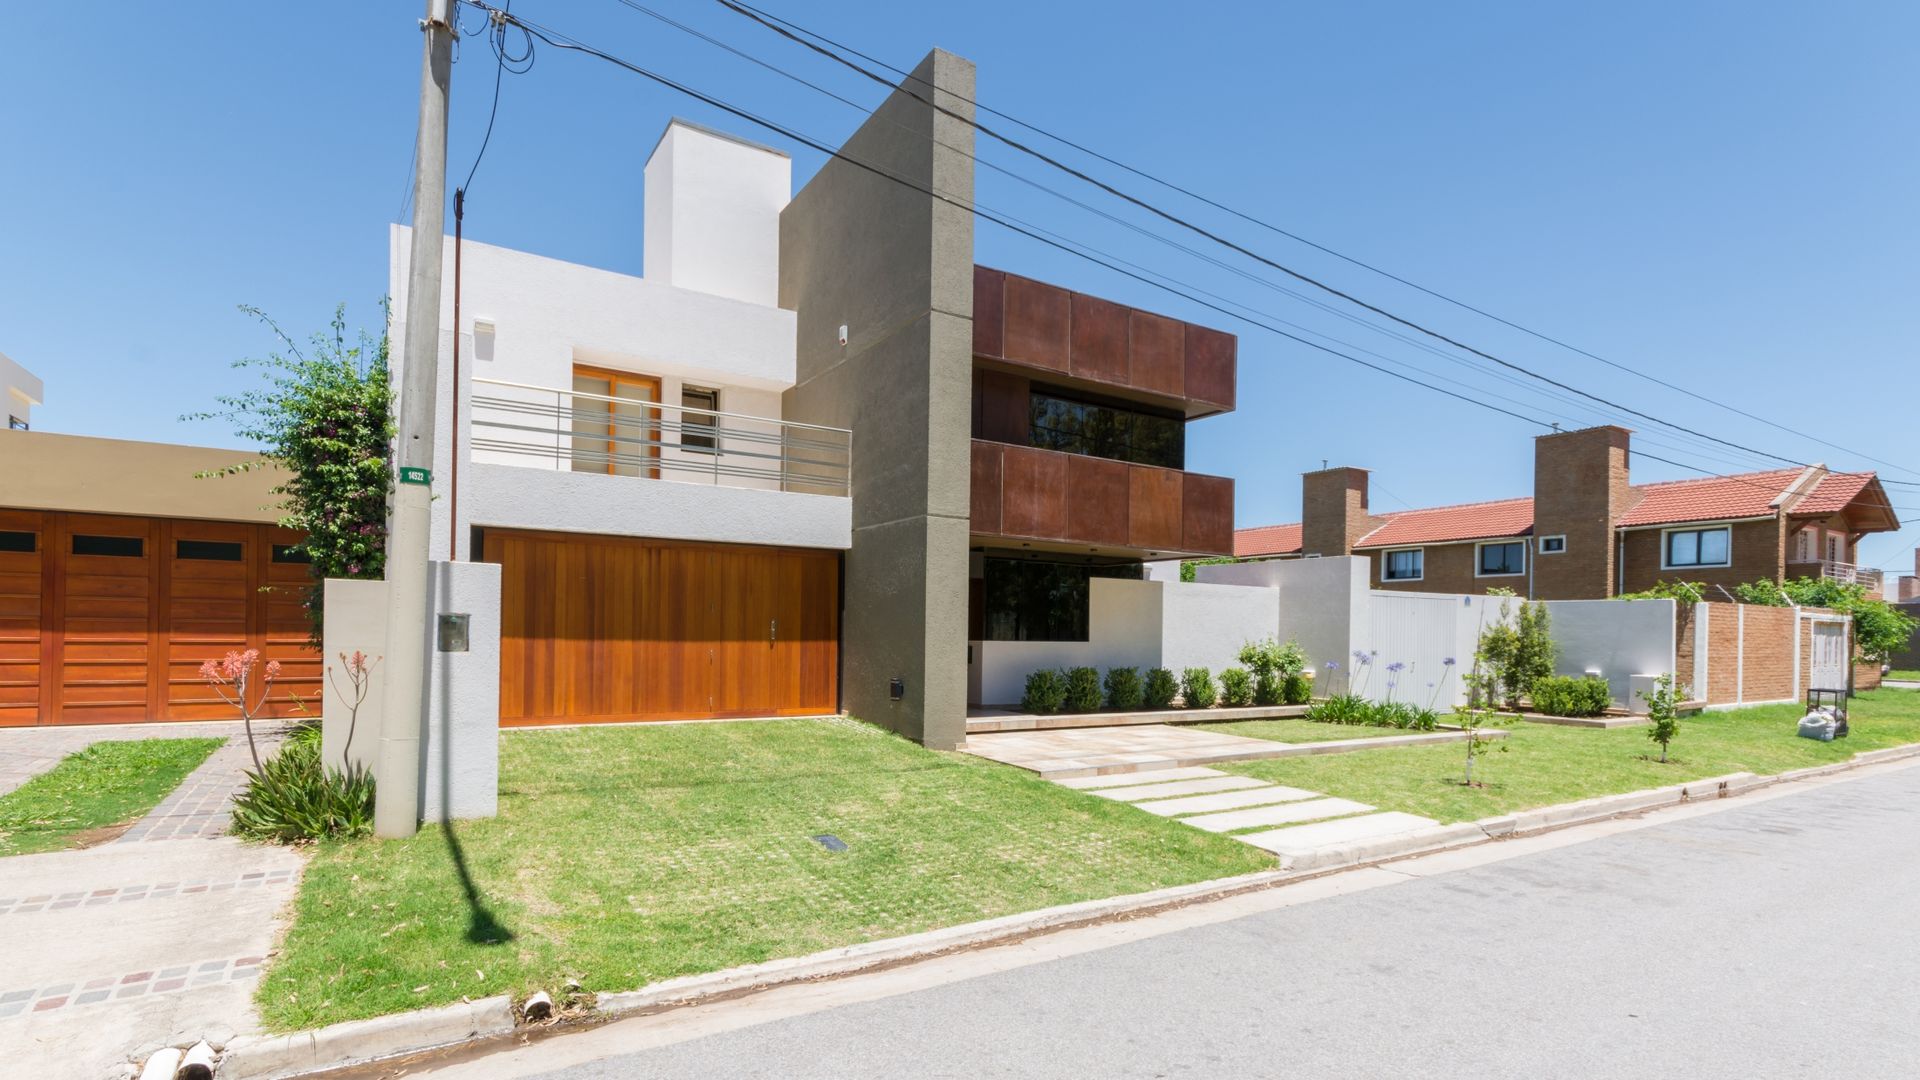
[1792,559,1884,591]
[469,377,851,496]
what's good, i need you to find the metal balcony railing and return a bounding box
[1794,559,1884,591]
[469,377,851,496]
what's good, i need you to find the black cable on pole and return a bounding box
[712,0,1920,482]
[715,0,1920,485]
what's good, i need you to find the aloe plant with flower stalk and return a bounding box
[199,649,283,770]
[327,650,381,761]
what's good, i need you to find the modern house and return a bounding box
[1235,425,1900,600]
[390,52,1238,749]
[2,350,42,431]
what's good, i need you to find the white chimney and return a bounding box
[643,119,791,307]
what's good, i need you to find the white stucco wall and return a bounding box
[968,578,1279,705]
[1,350,42,429]
[1223,556,1373,686]
[644,120,790,307]
[320,577,389,775]
[1542,598,1677,710]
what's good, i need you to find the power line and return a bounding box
[713,0,1920,484]
[713,0,1920,483]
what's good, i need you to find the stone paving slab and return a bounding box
[1055,767,1227,790]
[1132,785,1324,817]
[1181,797,1377,834]
[1238,811,1442,855]
[965,723,1509,780]
[1090,776,1271,802]
[966,704,1312,734]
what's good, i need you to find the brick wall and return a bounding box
[1619,517,1785,596]
[1739,605,1797,703]
[1531,426,1631,600]
[1689,601,1825,707]
[1855,660,1883,691]
[1301,467,1376,557]
[1366,540,1528,595]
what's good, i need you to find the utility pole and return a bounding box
[376,0,456,838]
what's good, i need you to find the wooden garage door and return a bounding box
[483,529,840,726]
[0,510,320,726]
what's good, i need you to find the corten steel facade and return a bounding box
[1236,425,1900,603]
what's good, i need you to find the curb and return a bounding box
[217,996,515,1080]
[219,739,1920,1078]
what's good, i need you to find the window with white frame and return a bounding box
[1477,540,1526,576]
[1539,535,1567,555]
[1664,526,1731,568]
[1383,549,1423,581]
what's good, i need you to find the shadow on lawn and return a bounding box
[441,820,514,946]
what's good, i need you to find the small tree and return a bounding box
[186,305,394,642]
[1641,672,1681,763]
[1477,593,1554,708]
[1453,659,1507,788]
[200,649,282,770]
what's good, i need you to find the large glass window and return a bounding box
[982,557,1141,641]
[1665,526,1731,568]
[1383,549,1423,581]
[1028,390,1184,469]
[1477,541,1526,576]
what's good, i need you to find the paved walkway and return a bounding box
[1057,765,1441,858]
[963,723,1506,779]
[118,731,287,842]
[0,720,273,798]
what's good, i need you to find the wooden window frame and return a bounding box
[571,364,663,479]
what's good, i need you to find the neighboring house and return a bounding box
[1898,548,1919,603]
[1235,425,1900,600]
[2,350,43,430]
[393,56,1238,749]
[0,426,316,727]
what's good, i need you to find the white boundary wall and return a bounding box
[968,577,1278,706]
[1542,598,1676,710]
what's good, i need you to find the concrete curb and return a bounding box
[216,995,515,1079]
[220,739,1920,1078]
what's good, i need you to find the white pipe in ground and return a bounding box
[177,1041,217,1080]
[136,1047,182,1080]
[523,990,554,1022]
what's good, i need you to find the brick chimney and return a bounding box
[1531,426,1634,599]
[1301,467,1374,556]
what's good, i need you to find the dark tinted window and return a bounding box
[0,531,34,553]
[177,539,244,562]
[1479,542,1525,575]
[1028,391,1183,469]
[72,534,143,558]
[271,544,311,564]
[983,557,1141,642]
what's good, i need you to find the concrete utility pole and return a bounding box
[376,0,456,839]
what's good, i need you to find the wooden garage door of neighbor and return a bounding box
[0,509,320,727]
[482,529,840,726]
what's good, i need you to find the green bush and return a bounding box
[229,727,374,844]
[1104,666,1143,710]
[1530,674,1612,717]
[1180,667,1217,709]
[1063,666,1103,712]
[1143,667,1178,709]
[1219,667,1254,707]
[1282,672,1313,705]
[1252,672,1282,707]
[1021,669,1067,714]
[1301,694,1437,730]
[1304,693,1370,724]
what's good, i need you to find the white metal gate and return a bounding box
[1809,620,1848,691]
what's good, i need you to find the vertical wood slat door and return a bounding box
[57,513,159,725]
[0,510,45,727]
[486,529,839,726]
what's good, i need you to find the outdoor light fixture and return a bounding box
[889,677,904,701]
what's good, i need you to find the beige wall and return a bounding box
[0,430,284,523]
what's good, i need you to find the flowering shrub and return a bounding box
[187,305,394,642]
[199,649,282,770]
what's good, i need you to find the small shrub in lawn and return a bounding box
[1531,675,1612,718]
[1219,667,1254,707]
[1252,672,1282,707]
[230,726,374,844]
[1022,669,1067,714]
[1304,693,1370,724]
[1282,673,1313,705]
[1104,666,1144,710]
[1063,666,1103,712]
[1641,671,1682,762]
[1143,667,1178,709]
[1180,667,1218,709]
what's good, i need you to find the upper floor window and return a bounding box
[1477,541,1526,577]
[1664,526,1731,569]
[1028,389,1184,470]
[681,386,719,452]
[1383,549,1423,581]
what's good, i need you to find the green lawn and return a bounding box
[1216,689,1920,824]
[259,717,1271,1031]
[1191,718,1424,744]
[0,738,224,856]
[1888,668,1920,682]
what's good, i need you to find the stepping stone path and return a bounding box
[1059,767,1441,860]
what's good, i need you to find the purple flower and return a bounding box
[1325,661,1340,671]
[1387,662,1407,674]
[1443,657,1457,667]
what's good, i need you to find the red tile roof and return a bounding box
[1234,522,1302,558]
[1613,468,1802,527]
[1792,471,1875,516]
[1354,497,1534,548]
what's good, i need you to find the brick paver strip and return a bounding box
[0,868,294,917]
[0,958,256,1021]
[117,731,286,843]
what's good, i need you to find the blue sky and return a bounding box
[3,2,1916,571]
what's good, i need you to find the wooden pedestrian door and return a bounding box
[1809,620,1848,691]
[0,510,319,726]
[483,529,840,725]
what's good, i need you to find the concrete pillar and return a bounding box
[778,49,977,748]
